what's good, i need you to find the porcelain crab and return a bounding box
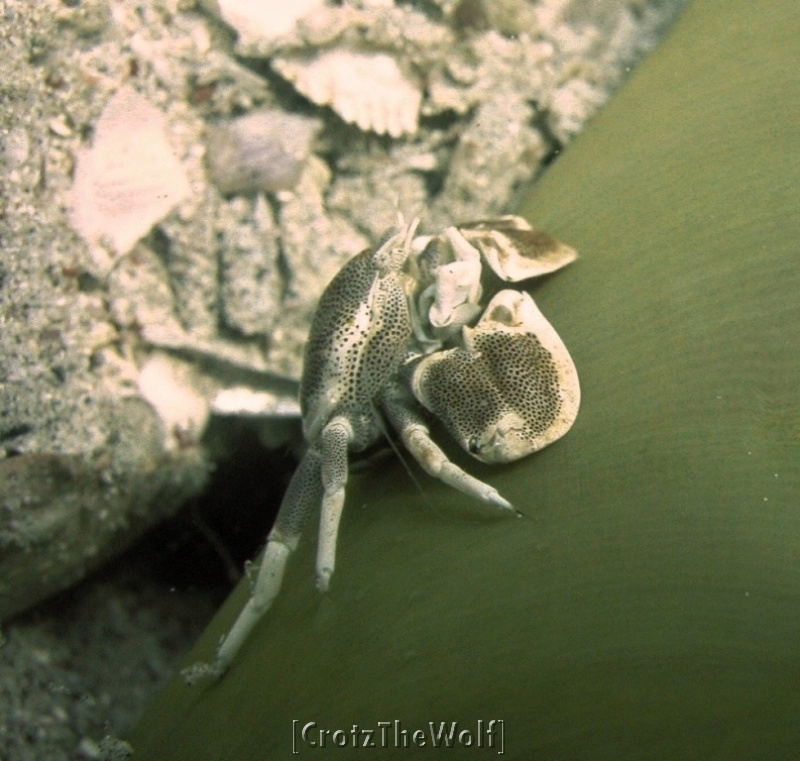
[184,215,579,681]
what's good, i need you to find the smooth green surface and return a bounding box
[131,1,800,758]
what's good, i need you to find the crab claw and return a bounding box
[456,215,577,282]
[412,289,580,463]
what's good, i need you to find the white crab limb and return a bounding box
[181,538,294,682]
[426,260,483,329]
[443,225,481,263]
[210,538,293,676]
[316,417,353,591]
[381,382,513,512]
[413,226,485,338]
[407,285,445,352]
[401,424,513,511]
[182,449,323,682]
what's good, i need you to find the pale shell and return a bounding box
[215,0,325,46]
[69,87,191,263]
[272,50,422,137]
[138,352,210,448]
[205,109,321,195]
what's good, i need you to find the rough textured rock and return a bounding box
[0,0,683,618]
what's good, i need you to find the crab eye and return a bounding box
[468,438,482,455]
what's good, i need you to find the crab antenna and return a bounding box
[403,216,421,250]
[379,216,420,273]
[370,402,435,510]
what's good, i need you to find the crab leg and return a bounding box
[183,449,323,681]
[380,384,513,512]
[316,416,353,592]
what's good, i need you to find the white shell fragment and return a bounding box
[215,0,325,46]
[457,215,578,282]
[69,87,191,265]
[212,387,300,417]
[272,50,422,137]
[138,352,211,448]
[205,109,321,195]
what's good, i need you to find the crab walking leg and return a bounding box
[402,424,513,510]
[381,385,513,512]
[316,417,353,592]
[212,540,293,674]
[215,451,323,670]
[182,450,323,682]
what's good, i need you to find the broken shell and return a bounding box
[205,109,321,195]
[272,49,422,137]
[138,352,211,448]
[214,0,325,46]
[212,387,300,418]
[69,86,191,263]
